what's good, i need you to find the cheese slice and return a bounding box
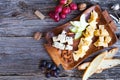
[65,45,73,50]
[52,42,65,50]
[58,34,66,43]
[66,37,73,45]
[73,52,86,61]
[78,59,120,73]
[82,51,107,80]
[98,59,120,71]
[61,30,67,34]
[52,36,59,42]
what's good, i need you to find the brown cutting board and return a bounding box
[44,5,118,70]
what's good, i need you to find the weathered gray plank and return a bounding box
[0,37,118,75]
[0,0,120,37]
[0,19,120,37]
[0,74,120,80]
[0,76,119,80]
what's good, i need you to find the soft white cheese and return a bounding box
[52,36,59,42]
[61,30,67,34]
[58,34,66,43]
[66,37,73,45]
[65,45,73,50]
[52,30,74,50]
[52,41,59,48]
[52,42,65,50]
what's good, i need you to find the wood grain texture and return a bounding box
[0,0,120,80]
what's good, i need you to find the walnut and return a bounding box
[78,3,87,11]
[34,32,42,40]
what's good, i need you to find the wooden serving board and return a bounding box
[44,5,118,70]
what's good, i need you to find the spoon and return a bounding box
[111,4,120,24]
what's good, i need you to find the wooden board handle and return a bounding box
[102,10,118,32]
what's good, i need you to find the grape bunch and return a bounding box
[49,0,77,22]
[39,60,61,78]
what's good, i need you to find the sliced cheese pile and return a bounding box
[73,10,98,61]
[94,25,111,47]
[52,30,73,50]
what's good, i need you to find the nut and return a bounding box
[34,32,42,40]
[61,50,73,63]
[78,3,87,11]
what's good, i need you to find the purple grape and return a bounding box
[55,68,60,74]
[51,64,57,70]
[46,62,52,69]
[62,6,71,14]
[55,5,63,13]
[39,60,47,68]
[53,71,59,77]
[70,2,77,10]
[45,72,51,78]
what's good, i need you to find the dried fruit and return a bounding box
[78,3,87,11]
[34,32,42,40]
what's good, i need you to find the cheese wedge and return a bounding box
[78,62,90,70]
[78,47,119,70]
[98,59,120,71]
[105,47,119,58]
[78,59,120,72]
[82,51,107,80]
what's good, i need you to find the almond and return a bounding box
[34,32,42,40]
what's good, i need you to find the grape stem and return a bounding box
[64,0,73,7]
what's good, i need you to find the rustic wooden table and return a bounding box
[0,0,120,80]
